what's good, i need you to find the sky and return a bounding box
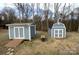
[0,3,79,12]
[0,3,79,18]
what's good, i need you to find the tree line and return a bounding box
[0,3,79,32]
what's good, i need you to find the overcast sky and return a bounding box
[0,3,79,12]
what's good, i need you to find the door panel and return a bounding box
[59,29,63,38]
[19,28,24,38]
[59,30,62,34]
[54,29,63,38]
[54,29,58,38]
[14,27,24,39]
[15,28,19,38]
[59,34,62,37]
[55,33,58,38]
[55,30,58,33]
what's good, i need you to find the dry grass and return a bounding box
[15,31,79,55]
[0,29,79,55]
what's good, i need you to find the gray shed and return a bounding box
[49,22,66,38]
[6,23,36,41]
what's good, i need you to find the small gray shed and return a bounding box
[49,22,66,38]
[6,23,36,41]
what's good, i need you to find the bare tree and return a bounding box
[14,3,21,23]
[1,7,16,23]
[31,3,35,24]
[61,3,72,31]
[54,3,61,22]
[61,3,72,20]
[14,3,29,23]
[43,3,49,31]
[36,3,40,15]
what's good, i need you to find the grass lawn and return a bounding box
[0,29,11,54]
[15,31,79,55]
[0,29,79,55]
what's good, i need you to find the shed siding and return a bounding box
[10,25,30,39]
[48,28,51,36]
[49,22,66,38]
[24,26,29,39]
[9,27,14,39]
[7,24,36,40]
[51,29,54,37]
[31,26,35,37]
[51,28,66,38]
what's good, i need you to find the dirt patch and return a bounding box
[0,40,11,55]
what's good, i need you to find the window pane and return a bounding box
[59,34,62,37]
[59,30,62,33]
[19,28,23,37]
[15,28,19,37]
[55,34,58,37]
[55,30,58,33]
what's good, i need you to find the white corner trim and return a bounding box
[35,25,36,35]
[51,29,52,38]
[14,27,15,39]
[29,26,31,41]
[23,27,25,39]
[8,27,11,39]
[65,28,66,37]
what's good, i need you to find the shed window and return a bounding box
[59,30,62,33]
[55,34,58,37]
[59,34,62,37]
[54,29,63,38]
[20,28,24,37]
[15,28,19,37]
[55,30,58,33]
[51,22,66,38]
[14,27,24,39]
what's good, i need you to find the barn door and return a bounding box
[19,27,24,39]
[59,29,63,38]
[54,29,63,38]
[15,27,19,38]
[14,27,24,39]
[54,29,58,38]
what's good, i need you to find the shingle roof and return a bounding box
[52,22,66,29]
[6,23,35,26]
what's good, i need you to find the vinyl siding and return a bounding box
[9,26,14,39]
[49,22,66,38]
[50,28,66,38]
[8,25,36,40]
[31,26,35,37]
[24,26,29,39]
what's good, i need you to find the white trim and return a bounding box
[14,27,25,39]
[54,29,63,38]
[51,29,53,38]
[54,29,56,38]
[29,26,31,41]
[23,27,25,39]
[19,27,25,39]
[14,27,15,39]
[8,27,11,39]
[35,25,36,35]
[61,29,63,38]
[65,28,66,38]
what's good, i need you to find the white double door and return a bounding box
[54,29,63,38]
[14,27,24,39]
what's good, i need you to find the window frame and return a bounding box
[54,29,63,38]
[14,26,25,39]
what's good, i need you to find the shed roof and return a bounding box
[52,22,66,29]
[6,23,35,26]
